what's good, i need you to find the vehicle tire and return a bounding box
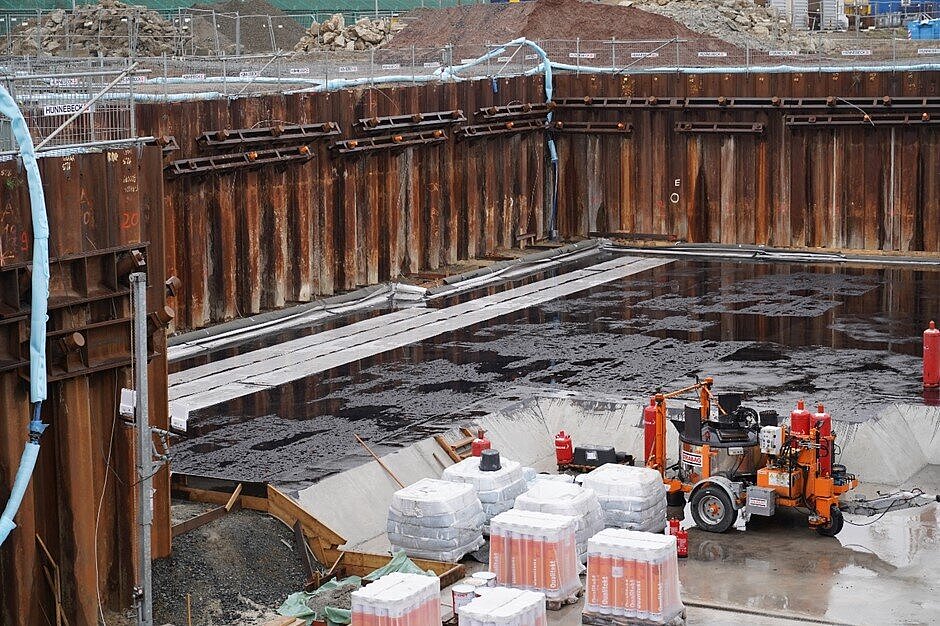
[816,506,844,537]
[690,486,737,533]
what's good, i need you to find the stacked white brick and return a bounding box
[513,479,605,563]
[387,478,485,562]
[577,464,667,533]
[442,455,527,527]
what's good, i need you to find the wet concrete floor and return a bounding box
[172,257,940,491]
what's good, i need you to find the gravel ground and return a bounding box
[153,505,306,625]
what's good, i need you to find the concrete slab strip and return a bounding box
[170,256,671,412]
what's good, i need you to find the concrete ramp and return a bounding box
[294,391,679,551]
[836,403,940,485]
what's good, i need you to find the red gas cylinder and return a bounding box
[643,398,658,465]
[471,429,491,457]
[790,399,811,435]
[925,321,940,388]
[555,430,573,465]
[814,403,832,477]
[676,529,689,558]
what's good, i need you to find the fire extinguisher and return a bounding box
[643,398,658,465]
[925,321,940,389]
[471,429,491,457]
[555,431,573,465]
[676,529,689,558]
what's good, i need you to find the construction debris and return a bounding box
[11,0,179,57]
[294,13,403,53]
[620,0,843,52]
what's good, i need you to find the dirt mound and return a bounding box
[191,0,306,53]
[388,0,738,52]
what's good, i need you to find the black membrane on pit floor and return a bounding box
[171,259,940,490]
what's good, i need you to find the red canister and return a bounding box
[790,399,811,435]
[643,398,658,465]
[471,429,491,457]
[676,529,688,558]
[925,321,940,388]
[554,431,573,465]
[666,518,680,536]
[814,404,832,477]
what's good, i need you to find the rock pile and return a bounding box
[293,14,403,53]
[621,0,829,52]
[12,0,179,57]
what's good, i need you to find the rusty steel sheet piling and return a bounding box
[0,147,171,626]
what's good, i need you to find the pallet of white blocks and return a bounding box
[351,572,441,625]
[442,453,527,528]
[513,479,605,564]
[387,478,485,562]
[577,464,667,533]
[582,529,685,626]
[488,509,582,608]
[458,587,548,626]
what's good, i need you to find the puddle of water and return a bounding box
[172,259,940,488]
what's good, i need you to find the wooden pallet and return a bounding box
[547,588,584,611]
[581,609,686,625]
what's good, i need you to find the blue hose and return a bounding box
[0,84,49,547]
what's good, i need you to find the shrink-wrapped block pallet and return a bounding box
[513,480,605,563]
[443,455,528,524]
[351,572,440,626]
[388,478,485,562]
[578,464,666,533]
[488,509,582,603]
[458,587,548,626]
[583,528,684,625]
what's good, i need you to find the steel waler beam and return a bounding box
[474,102,554,120]
[549,120,633,135]
[330,129,448,155]
[675,121,765,134]
[785,112,936,127]
[165,145,314,177]
[196,122,340,150]
[457,119,547,139]
[355,110,466,133]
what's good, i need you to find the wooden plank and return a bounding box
[266,485,347,563]
[225,483,244,511]
[171,505,229,538]
[172,484,270,512]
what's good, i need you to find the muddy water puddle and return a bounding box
[172,259,940,488]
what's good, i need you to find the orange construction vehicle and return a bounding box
[644,377,857,535]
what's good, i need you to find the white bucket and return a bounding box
[472,571,497,587]
[452,583,476,615]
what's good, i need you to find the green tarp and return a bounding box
[277,551,436,625]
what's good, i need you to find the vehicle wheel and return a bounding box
[690,486,737,533]
[666,490,686,507]
[816,506,844,537]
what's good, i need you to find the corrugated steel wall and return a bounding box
[552,72,940,249]
[0,146,171,626]
[141,71,939,332]
[139,76,549,331]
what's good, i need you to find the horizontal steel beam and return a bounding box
[196,122,340,149]
[785,113,937,127]
[552,96,940,110]
[166,146,314,176]
[331,129,448,154]
[675,121,765,134]
[457,119,546,139]
[550,120,633,134]
[356,110,465,133]
[474,102,553,120]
